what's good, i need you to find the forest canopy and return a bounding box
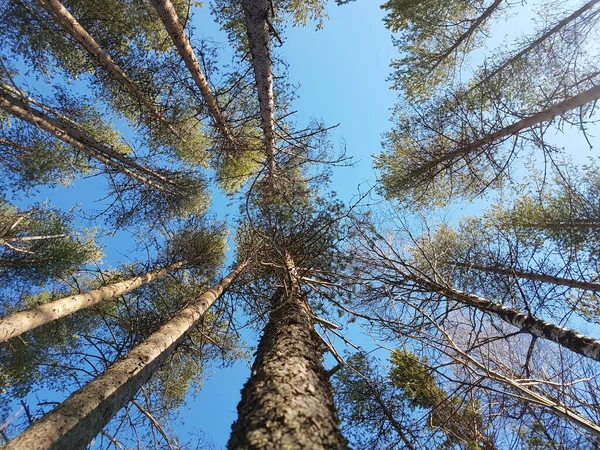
[0,0,599,449]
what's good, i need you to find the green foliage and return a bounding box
[213,126,263,193]
[382,0,498,100]
[0,199,101,288]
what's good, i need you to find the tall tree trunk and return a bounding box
[241,0,277,177]
[419,84,600,175]
[430,0,503,72]
[447,260,600,292]
[150,0,236,149]
[406,271,600,362]
[229,254,347,449]
[469,0,600,92]
[0,260,187,343]
[3,262,247,450]
[37,0,179,137]
[0,87,176,194]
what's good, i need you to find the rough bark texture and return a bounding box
[150,0,236,148]
[0,87,175,194]
[229,256,348,449]
[241,0,277,176]
[3,263,246,450]
[410,273,600,361]
[448,260,600,292]
[37,0,178,135]
[0,261,186,343]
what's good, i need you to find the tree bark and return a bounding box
[430,0,503,72]
[3,262,247,450]
[0,261,187,343]
[0,87,176,195]
[241,0,277,176]
[469,0,600,92]
[150,0,236,149]
[229,254,347,449]
[421,84,600,174]
[447,260,600,292]
[37,0,179,137]
[407,272,600,362]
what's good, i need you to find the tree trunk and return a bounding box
[229,254,347,449]
[448,260,600,292]
[421,84,600,173]
[37,0,179,137]
[241,0,277,176]
[150,0,236,150]
[407,272,600,362]
[0,260,187,343]
[0,87,176,194]
[3,262,247,450]
[430,0,503,72]
[469,0,600,92]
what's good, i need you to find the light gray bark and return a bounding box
[150,0,236,149]
[0,86,176,194]
[470,0,600,91]
[37,0,179,137]
[0,261,186,343]
[3,262,247,450]
[419,84,600,174]
[408,272,600,361]
[240,0,277,176]
[448,260,600,292]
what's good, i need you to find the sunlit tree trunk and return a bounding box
[3,262,247,450]
[407,271,600,361]
[424,84,600,171]
[470,0,600,91]
[240,0,277,176]
[229,253,347,449]
[447,260,600,292]
[0,260,188,343]
[37,0,177,135]
[0,86,176,194]
[150,0,236,149]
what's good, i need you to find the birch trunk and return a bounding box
[0,261,187,343]
[448,260,600,292]
[150,0,236,149]
[229,254,347,449]
[3,262,247,450]
[0,87,176,194]
[241,0,277,175]
[408,272,600,361]
[37,0,179,136]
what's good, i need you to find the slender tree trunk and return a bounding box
[448,260,600,291]
[469,0,600,92]
[36,0,179,137]
[430,0,503,72]
[406,272,600,361]
[241,0,277,176]
[150,0,236,149]
[421,84,600,172]
[3,262,247,450]
[0,260,187,343]
[0,87,176,194]
[229,254,347,449]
